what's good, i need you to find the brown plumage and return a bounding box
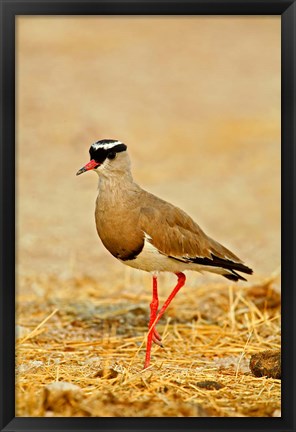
[95,178,251,280]
[77,139,253,368]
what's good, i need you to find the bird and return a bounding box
[76,139,253,369]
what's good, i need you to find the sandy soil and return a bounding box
[15,16,281,417]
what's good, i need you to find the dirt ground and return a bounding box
[16,16,281,417]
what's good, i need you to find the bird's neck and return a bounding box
[97,171,136,204]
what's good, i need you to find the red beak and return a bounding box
[76,159,100,176]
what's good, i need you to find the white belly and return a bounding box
[120,236,225,276]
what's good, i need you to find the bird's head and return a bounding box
[76,139,130,177]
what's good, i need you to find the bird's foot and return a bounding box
[152,327,163,348]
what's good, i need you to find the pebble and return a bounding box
[249,350,281,379]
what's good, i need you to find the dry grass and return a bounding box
[16,270,281,417]
[15,16,281,418]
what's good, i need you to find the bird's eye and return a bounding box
[107,152,116,160]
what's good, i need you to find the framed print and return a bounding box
[0,1,295,431]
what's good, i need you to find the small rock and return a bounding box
[250,350,281,379]
[43,382,82,414]
[196,380,224,390]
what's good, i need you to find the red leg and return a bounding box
[143,272,186,369]
[144,275,159,369]
[154,272,186,328]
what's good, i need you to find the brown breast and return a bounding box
[95,192,145,261]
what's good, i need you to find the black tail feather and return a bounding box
[223,270,247,282]
[191,254,253,275]
[169,252,253,282]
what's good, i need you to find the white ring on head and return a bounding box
[92,141,122,150]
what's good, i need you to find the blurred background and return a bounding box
[16,16,280,288]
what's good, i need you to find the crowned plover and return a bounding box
[77,139,253,368]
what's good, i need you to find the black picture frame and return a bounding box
[0,1,295,431]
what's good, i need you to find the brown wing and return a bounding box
[139,193,235,259]
[139,192,252,276]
